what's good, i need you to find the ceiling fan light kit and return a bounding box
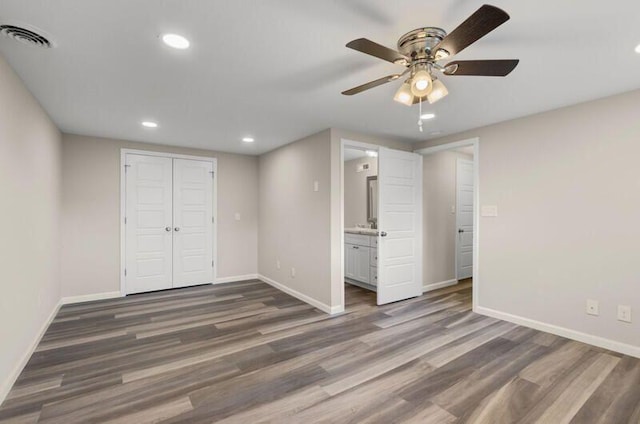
[393,81,414,106]
[428,79,449,104]
[342,4,519,130]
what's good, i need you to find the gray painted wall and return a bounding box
[344,157,377,229]
[60,134,259,297]
[415,89,640,351]
[0,55,62,399]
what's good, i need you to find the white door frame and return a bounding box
[339,138,382,312]
[414,138,480,312]
[120,148,218,296]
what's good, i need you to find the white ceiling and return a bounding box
[1,1,640,155]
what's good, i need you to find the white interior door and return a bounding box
[456,158,474,280]
[125,154,173,294]
[377,147,423,305]
[172,158,214,288]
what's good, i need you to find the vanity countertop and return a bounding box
[344,227,378,236]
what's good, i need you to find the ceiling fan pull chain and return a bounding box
[418,97,424,132]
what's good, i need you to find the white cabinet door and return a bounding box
[172,159,214,288]
[345,243,371,284]
[125,154,173,294]
[354,246,371,283]
[377,148,423,305]
[345,244,358,280]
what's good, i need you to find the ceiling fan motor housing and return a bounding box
[397,27,447,61]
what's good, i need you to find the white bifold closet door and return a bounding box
[125,154,213,295]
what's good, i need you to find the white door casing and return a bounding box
[124,154,173,294]
[377,147,423,305]
[172,159,214,288]
[456,158,474,280]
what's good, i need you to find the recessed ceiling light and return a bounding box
[635,43,640,54]
[242,137,255,143]
[141,121,158,128]
[162,33,190,49]
[365,150,378,157]
[420,113,436,120]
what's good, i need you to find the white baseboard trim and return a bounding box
[423,279,458,293]
[476,306,640,359]
[0,299,62,405]
[215,274,259,284]
[61,291,122,305]
[258,274,342,315]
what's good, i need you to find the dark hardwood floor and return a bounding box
[1,279,639,423]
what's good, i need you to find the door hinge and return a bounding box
[209,170,215,178]
[124,216,127,224]
[212,216,215,223]
[124,268,127,276]
[211,260,214,268]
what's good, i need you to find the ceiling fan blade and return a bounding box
[346,38,410,64]
[342,74,403,96]
[443,59,519,76]
[434,5,510,58]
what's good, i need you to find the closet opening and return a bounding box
[120,149,217,296]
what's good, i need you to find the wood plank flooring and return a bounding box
[1,279,639,423]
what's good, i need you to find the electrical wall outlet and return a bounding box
[291,267,296,278]
[313,181,319,192]
[234,212,241,221]
[586,299,599,316]
[618,305,632,323]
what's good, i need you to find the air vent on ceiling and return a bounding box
[0,24,53,48]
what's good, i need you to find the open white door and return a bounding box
[377,147,423,305]
[456,158,474,279]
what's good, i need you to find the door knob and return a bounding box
[380,231,387,237]
[165,227,171,232]
[174,227,180,232]
[458,228,464,233]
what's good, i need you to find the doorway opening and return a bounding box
[416,138,479,311]
[339,139,423,310]
[342,144,379,307]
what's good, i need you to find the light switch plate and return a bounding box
[586,299,599,316]
[234,212,241,221]
[313,181,319,192]
[618,305,632,323]
[481,205,498,217]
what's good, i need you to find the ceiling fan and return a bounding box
[342,4,519,107]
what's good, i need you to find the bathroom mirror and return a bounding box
[367,176,378,228]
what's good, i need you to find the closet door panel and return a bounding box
[125,154,173,294]
[173,159,214,287]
